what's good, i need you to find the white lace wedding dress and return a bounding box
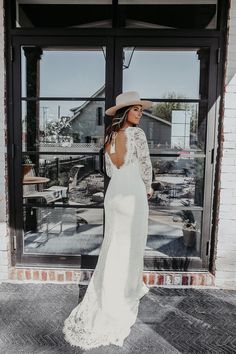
[62,126,153,350]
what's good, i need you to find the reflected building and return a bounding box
[69,85,172,148]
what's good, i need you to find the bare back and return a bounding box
[104,126,153,194]
[104,130,128,169]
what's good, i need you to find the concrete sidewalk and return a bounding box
[0,282,235,354]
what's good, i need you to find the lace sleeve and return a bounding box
[105,153,113,178]
[134,127,153,194]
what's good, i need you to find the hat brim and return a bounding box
[105,100,153,116]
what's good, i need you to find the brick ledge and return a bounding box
[8,268,215,286]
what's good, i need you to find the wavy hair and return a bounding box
[104,105,137,149]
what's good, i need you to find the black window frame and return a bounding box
[5,0,229,272]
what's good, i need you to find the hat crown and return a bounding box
[105,90,152,116]
[116,91,140,106]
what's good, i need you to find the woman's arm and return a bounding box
[105,152,113,178]
[134,127,153,197]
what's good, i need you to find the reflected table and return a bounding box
[23,176,50,189]
[23,177,52,235]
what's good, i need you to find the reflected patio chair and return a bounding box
[68,164,85,192]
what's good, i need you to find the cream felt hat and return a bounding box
[105,91,153,116]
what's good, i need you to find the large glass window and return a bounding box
[10,0,221,269]
[122,46,210,264]
[21,46,106,255]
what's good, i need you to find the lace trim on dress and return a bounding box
[133,127,153,193]
[62,277,148,350]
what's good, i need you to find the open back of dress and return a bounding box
[104,130,128,169]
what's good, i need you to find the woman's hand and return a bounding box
[147,187,154,200]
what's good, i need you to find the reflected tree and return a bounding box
[152,92,192,122]
[45,116,71,143]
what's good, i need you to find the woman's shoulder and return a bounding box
[132,126,146,138]
[129,126,144,132]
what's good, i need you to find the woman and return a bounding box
[63,91,154,350]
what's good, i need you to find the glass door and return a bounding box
[11,35,219,271]
[115,38,218,270]
[12,37,114,267]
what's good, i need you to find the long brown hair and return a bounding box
[104,105,137,149]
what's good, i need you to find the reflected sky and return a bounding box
[123,50,200,98]
[40,51,105,97]
[21,48,200,122]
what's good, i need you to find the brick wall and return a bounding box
[215,0,236,288]
[9,268,215,287]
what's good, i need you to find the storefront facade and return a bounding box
[0,0,235,288]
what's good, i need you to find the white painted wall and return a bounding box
[215,0,236,289]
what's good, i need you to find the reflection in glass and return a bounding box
[146,209,202,258]
[149,156,204,207]
[17,3,112,28]
[23,206,104,255]
[123,48,201,99]
[118,2,217,29]
[22,100,105,152]
[21,47,105,97]
[22,152,105,256]
[23,153,104,208]
[171,110,191,149]
[139,102,206,152]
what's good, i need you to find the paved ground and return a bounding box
[0,283,235,354]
